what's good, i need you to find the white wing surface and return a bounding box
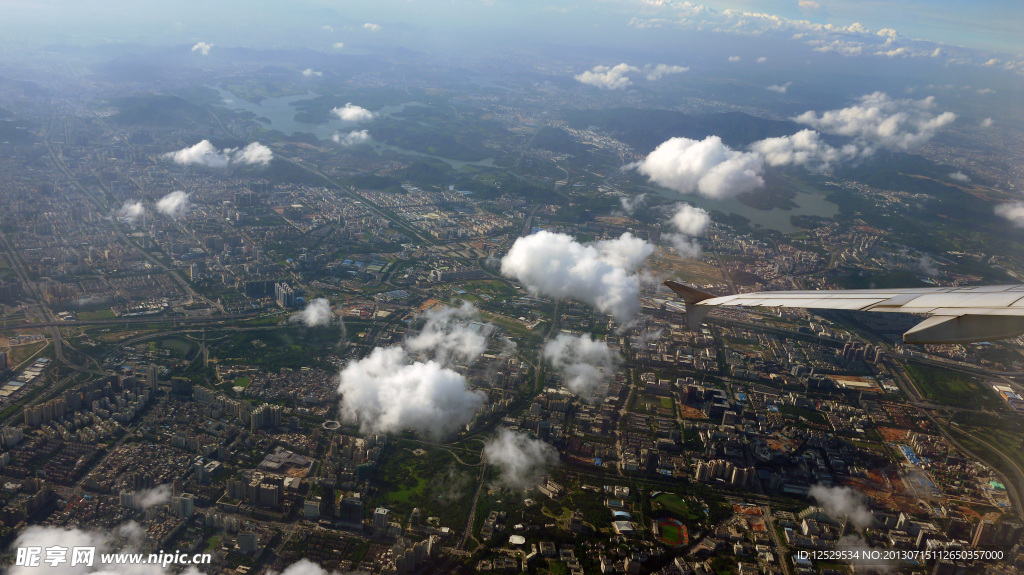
[665,281,1024,344]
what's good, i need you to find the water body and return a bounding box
[213,87,496,170]
[651,187,839,234]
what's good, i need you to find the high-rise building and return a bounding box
[177,493,195,517]
[374,507,391,530]
[0,350,7,372]
[147,364,159,392]
[237,531,259,555]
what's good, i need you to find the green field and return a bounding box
[905,362,1001,410]
[77,308,116,320]
[233,376,252,389]
[657,519,687,547]
[653,493,701,522]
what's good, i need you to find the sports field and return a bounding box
[657,518,688,547]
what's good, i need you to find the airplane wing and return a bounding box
[664,281,1024,344]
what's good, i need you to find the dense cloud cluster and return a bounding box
[163,140,273,168]
[335,304,497,439]
[630,93,955,199]
[500,231,654,323]
[483,428,559,488]
[628,136,765,199]
[336,347,485,440]
[156,191,190,218]
[331,103,375,123]
[542,333,620,401]
[794,92,956,151]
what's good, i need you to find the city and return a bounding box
[1,2,1024,574]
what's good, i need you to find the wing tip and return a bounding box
[664,280,715,305]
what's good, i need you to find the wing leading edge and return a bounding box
[664,281,1024,344]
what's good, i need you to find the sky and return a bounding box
[0,0,1020,57]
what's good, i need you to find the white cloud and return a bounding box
[332,41,345,49]
[627,135,765,199]
[405,302,495,367]
[766,82,791,93]
[835,535,896,573]
[321,25,333,32]
[574,63,638,90]
[191,41,213,56]
[232,142,273,166]
[798,0,820,9]
[291,298,335,327]
[976,88,995,95]
[756,56,767,63]
[162,140,272,167]
[336,346,484,439]
[156,191,190,218]
[135,484,171,509]
[644,64,689,80]
[995,201,1024,227]
[983,58,1001,66]
[619,193,647,215]
[981,117,994,127]
[118,201,145,225]
[484,428,558,489]
[809,484,874,530]
[543,333,619,401]
[728,56,741,62]
[500,231,654,323]
[666,203,711,258]
[332,129,371,146]
[363,22,381,31]
[794,92,956,150]
[948,171,970,182]
[301,68,323,77]
[750,129,861,170]
[163,140,230,168]
[331,103,376,123]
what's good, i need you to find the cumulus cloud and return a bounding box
[191,42,213,55]
[162,140,273,167]
[948,171,970,182]
[484,428,559,489]
[301,68,323,77]
[119,201,145,225]
[619,193,647,215]
[332,42,345,49]
[543,333,620,401]
[756,56,768,63]
[363,22,381,31]
[981,117,994,128]
[332,129,371,146]
[291,298,335,327]
[331,103,376,123]
[666,203,711,258]
[156,191,190,218]
[766,82,791,93]
[751,129,861,170]
[501,231,654,323]
[728,56,741,62]
[321,25,333,32]
[405,302,495,367]
[163,140,230,168]
[135,484,172,509]
[644,64,689,80]
[233,142,273,166]
[575,63,638,90]
[336,346,484,439]
[809,484,874,531]
[798,0,820,9]
[794,92,956,150]
[627,135,764,200]
[995,201,1024,227]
